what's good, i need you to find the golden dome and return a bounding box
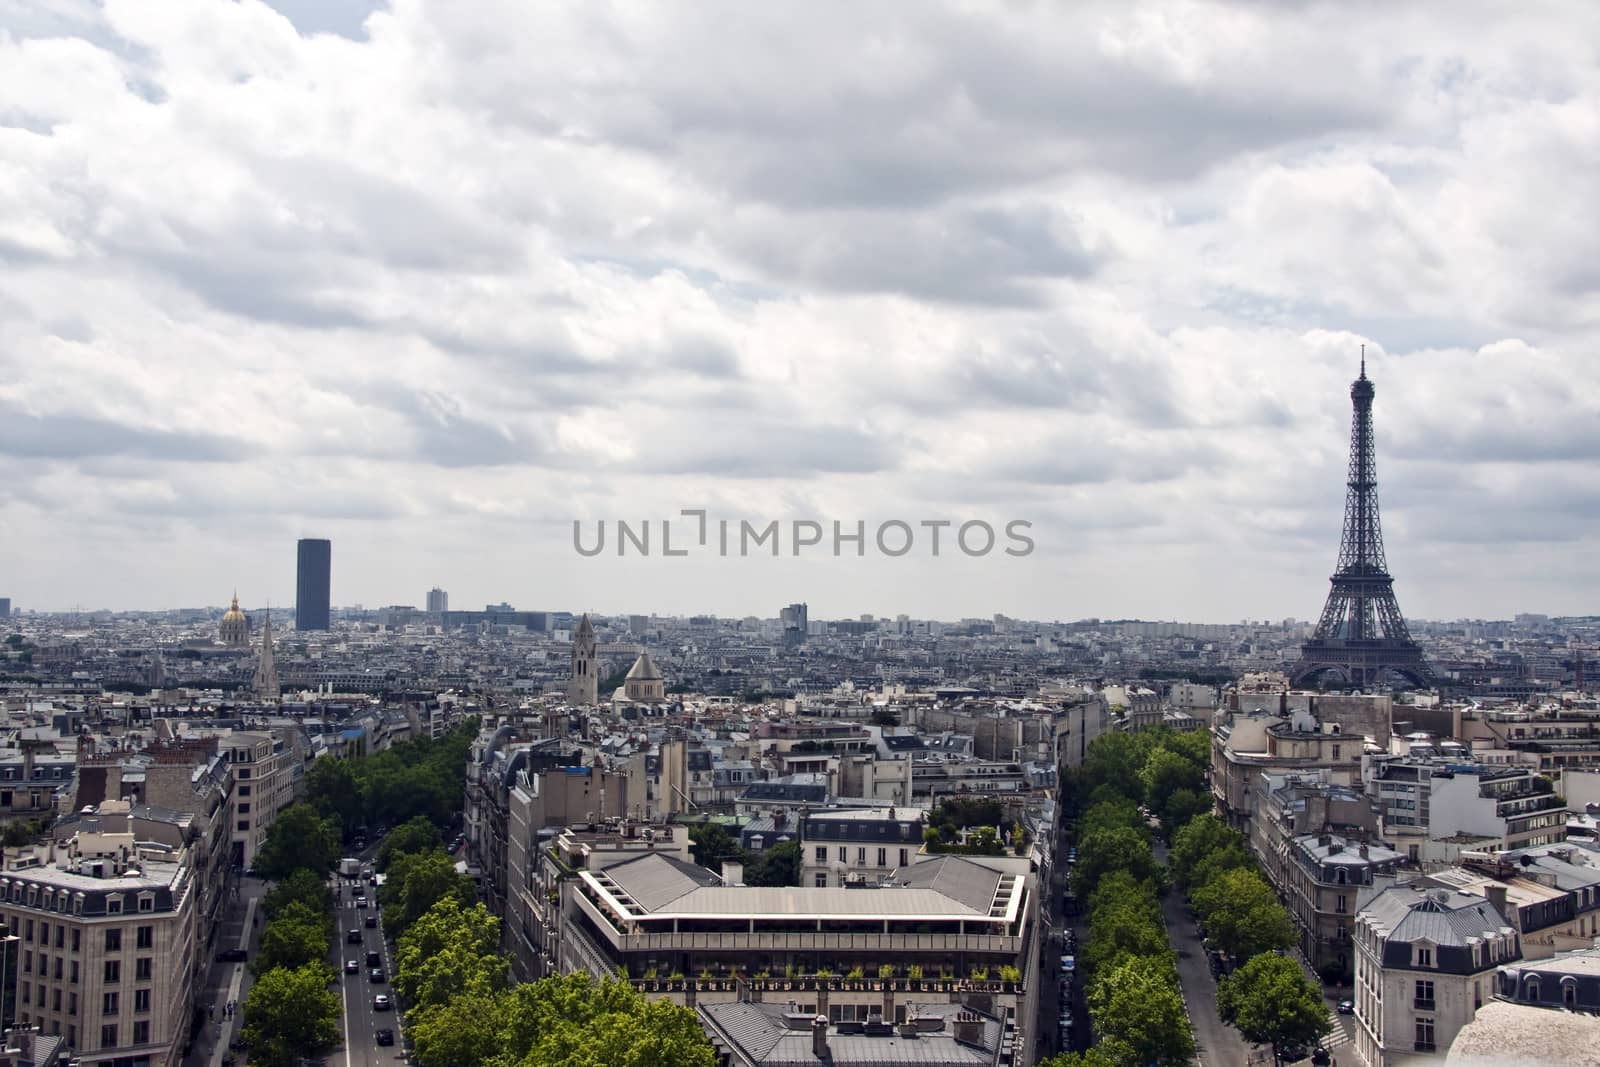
[222,592,246,624]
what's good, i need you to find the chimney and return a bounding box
[721,860,744,886]
[1486,883,1510,921]
[1359,843,1370,859]
[952,1011,984,1047]
[812,1015,830,1060]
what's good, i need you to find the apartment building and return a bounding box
[1283,833,1405,980]
[1212,709,1364,833]
[0,827,196,1067]
[219,733,289,869]
[1371,759,1567,863]
[798,809,925,888]
[1351,883,1518,1067]
[0,738,74,823]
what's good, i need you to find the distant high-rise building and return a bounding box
[427,587,448,613]
[0,597,10,618]
[780,602,808,645]
[568,614,597,705]
[295,538,331,631]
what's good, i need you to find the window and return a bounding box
[70,960,78,984]
[1527,976,1541,1001]
[136,926,153,949]
[67,1026,76,1047]
[134,989,150,1014]
[71,928,79,952]
[55,926,63,948]
[102,992,119,1016]
[238,785,251,797]
[133,1020,149,1045]
[105,929,121,952]
[137,897,153,913]
[53,989,61,1012]
[135,958,151,981]
[238,803,251,815]
[1415,979,1434,1009]
[22,950,30,974]
[103,961,119,984]
[69,992,77,1014]
[857,847,866,865]
[814,873,827,887]
[877,848,887,866]
[53,958,61,980]
[237,821,250,832]
[101,1024,117,1048]
[25,919,32,940]
[899,849,908,867]
[1415,1017,1435,1053]
[40,921,49,943]
[1415,947,1433,968]
[1565,979,1578,1009]
[815,847,827,862]
[107,898,122,915]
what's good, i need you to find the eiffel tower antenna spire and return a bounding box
[1291,352,1435,689]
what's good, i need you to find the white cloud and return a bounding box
[1,0,1598,621]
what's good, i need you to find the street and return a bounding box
[1152,842,1252,1067]
[326,882,405,1067]
[183,874,267,1067]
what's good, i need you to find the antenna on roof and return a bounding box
[1360,343,1367,378]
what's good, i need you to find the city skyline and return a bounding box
[3,3,1598,621]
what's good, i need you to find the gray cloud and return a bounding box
[0,403,249,463]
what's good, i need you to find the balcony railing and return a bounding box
[1414,1041,1436,1053]
[1414,998,1435,1011]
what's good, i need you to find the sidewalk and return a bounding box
[184,877,270,1067]
[1288,946,1355,1065]
[1152,843,1253,1067]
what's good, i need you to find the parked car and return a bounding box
[1061,955,1076,973]
[345,960,359,974]
[373,995,391,1012]
[215,948,248,963]
[375,1029,395,1047]
[370,968,386,983]
[1337,999,1355,1015]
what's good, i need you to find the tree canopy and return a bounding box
[743,839,800,887]
[687,822,740,869]
[376,814,444,871]
[381,847,477,939]
[496,973,717,1067]
[1218,951,1332,1061]
[303,756,364,837]
[394,897,509,1012]
[1191,868,1296,962]
[254,803,341,880]
[253,901,332,976]
[1085,954,1196,1067]
[263,868,334,926]
[241,963,342,1067]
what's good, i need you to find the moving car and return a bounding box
[215,948,248,963]
[356,897,369,909]
[373,995,391,1012]
[347,929,363,944]
[365,915,379,928]
[367,950,382,968]
[369,968,386,984]
[375,1029,395,1047]
[345,960,359,974]
[1060,955,1076,973]
[1337,999,1354,1015]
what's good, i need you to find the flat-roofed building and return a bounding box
[559,852,1038,1049]
[799,809,925,888]
[698,1000,1013,1066]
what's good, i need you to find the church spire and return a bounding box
[253,607,280,701]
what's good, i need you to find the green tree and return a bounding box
[1192,868,1296,962]
[1078,730,1148,802]
[1086,954,1195,1067]
[376,814,444,871]
[1071,826,1161,899]
[241,963,341,1067]
[395,898,508,1012]
[253,901,332,975]
[1218,952,1332,1065]
[1086,871,1162,925]
[410,991,507,1067]
[1188,841,1255,892]
[497,973,715,1067]
[1141,747,1204,819]
[744,840,801,887]
[1077,798,1147,840]
[1037,1052,1118,1067]
[263,869,333,927]
[1160,788,1211,839]
[688,823,740,869]
[1170,815,1241,889]
[255,803,340,880]
[382,848,476,939]
[304,757,364,837]
[1082,899,1172,978]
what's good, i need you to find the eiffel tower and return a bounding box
[1291,351,1436,689]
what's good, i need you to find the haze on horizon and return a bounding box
[1,1,1597,623]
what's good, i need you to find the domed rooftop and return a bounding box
[222,593,246,624]
[625,650,662,681]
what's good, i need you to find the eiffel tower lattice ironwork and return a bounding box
[1291,351,1436,689]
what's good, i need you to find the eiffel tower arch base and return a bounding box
[1290,640,1435,690]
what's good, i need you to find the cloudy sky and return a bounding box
[2,0,1598,623]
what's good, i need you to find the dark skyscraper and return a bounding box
[296,538,332,631]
